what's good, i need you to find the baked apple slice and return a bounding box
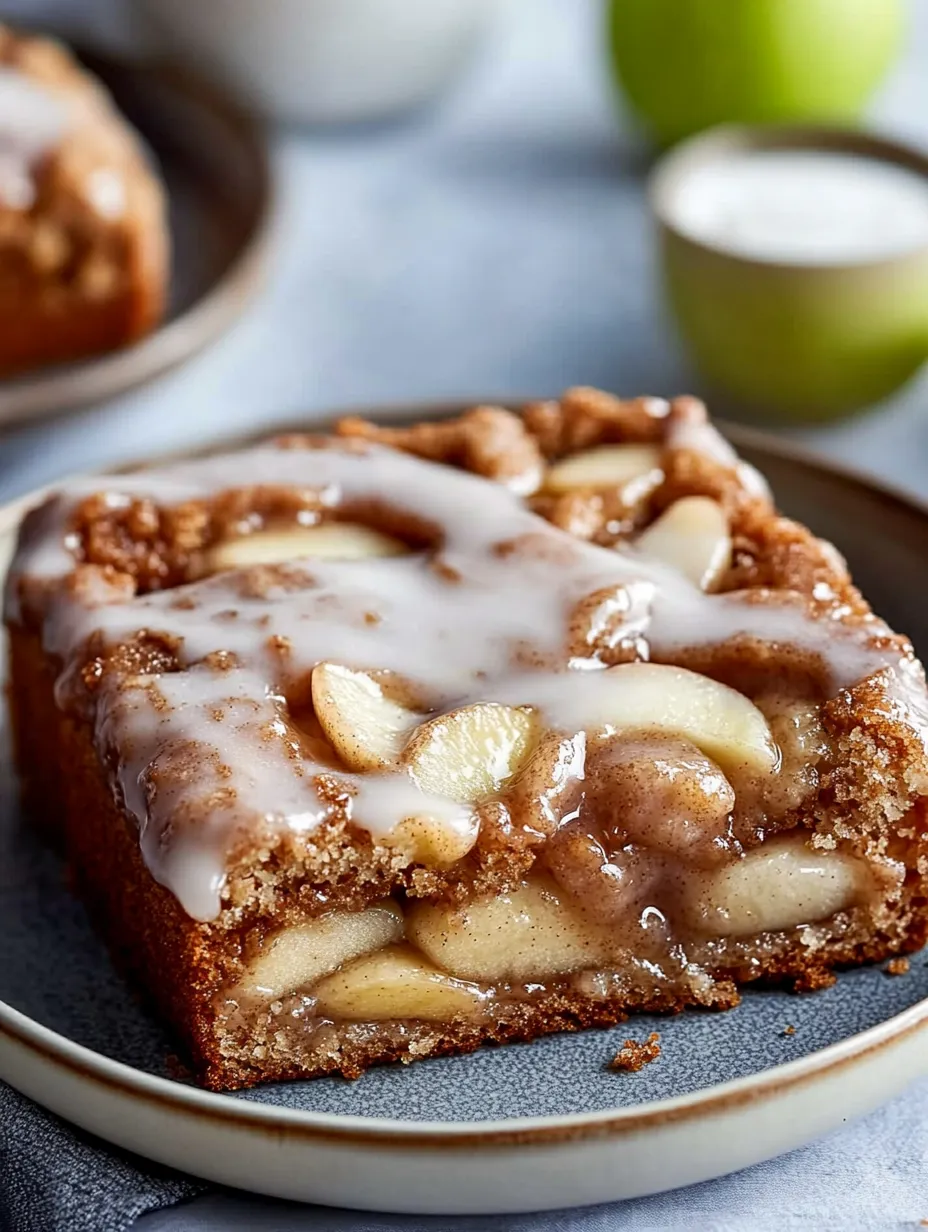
[407,876,612,982]
[313,945,490,1020]
[402,702,538,803]
[312,663,420,771]
[634,496,731,591]
[207,522,407,571]
[681,836,870,935]
[237,902,404,999]
[554,662,778,776]
[543,444,662,493]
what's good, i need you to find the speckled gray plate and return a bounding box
[2,415,928,1213]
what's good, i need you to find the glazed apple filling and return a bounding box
[187,443,892,1029]
[210,499,877,1027]
[222,684,878,1030]
[227,847,875,1031]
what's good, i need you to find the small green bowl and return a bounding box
[649,126,928,423]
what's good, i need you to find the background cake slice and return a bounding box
[5,388,928,1090]
[0,24,168,376]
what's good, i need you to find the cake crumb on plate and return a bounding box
[610,1032,661,1072]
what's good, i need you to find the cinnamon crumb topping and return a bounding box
[336,405,544,492]
[794,968,838,992]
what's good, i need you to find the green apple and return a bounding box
[607,0,905,147]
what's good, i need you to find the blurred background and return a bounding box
[2,6,928,1223]
[1,0,927,500]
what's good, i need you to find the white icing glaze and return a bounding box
[83,166,126,220]
[7,438,925,920]
[0,68,68,209]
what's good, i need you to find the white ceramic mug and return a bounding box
[133,0,498,124]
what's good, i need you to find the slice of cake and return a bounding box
[6,388,928,1090]
[0,25,168,376]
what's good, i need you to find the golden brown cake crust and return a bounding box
[0,24,168,375]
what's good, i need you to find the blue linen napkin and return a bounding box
[0,1081,203,1232]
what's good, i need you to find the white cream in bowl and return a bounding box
[669,149,928,266]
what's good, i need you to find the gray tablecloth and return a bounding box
[0,1082,202,1231]
[2,0,928,1228]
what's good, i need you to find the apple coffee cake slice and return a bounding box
[6,387,928,1090]
[0,24,168,376]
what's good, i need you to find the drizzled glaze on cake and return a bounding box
[7,424,927,920]
[0,67,67,209]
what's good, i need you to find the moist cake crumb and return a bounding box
[885,956,911,976]
[793,969,839,993]
[782,1024,796,1036]
[610,1032,661,1072]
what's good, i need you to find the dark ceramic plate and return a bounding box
[0,418,926,1213]
[0,48,273,429]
